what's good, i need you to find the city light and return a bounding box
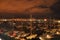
[0,38,2,40]
[46,34,52,39]
[39,37,44,40]
[0,18,60,40]
[44,19,47,21]
[56,31,60,35]
[26,34,37,39]
[58,20,60,23]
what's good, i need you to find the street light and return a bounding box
[58,20,60,23]
[0,38,2,40]
[44,19,47,21]
[39,37,44,40]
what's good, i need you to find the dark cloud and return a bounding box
[0,0,57,14]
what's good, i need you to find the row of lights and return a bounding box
[0,19,47,21]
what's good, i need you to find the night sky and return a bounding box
[0,0,60,18]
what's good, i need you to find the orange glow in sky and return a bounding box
[0,0,57,14]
